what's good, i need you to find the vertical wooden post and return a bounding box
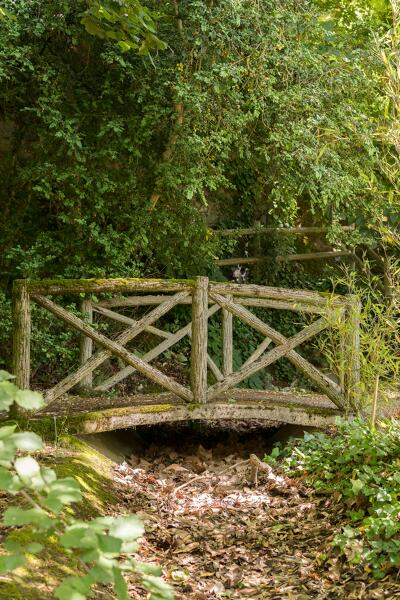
[79,299,93,391]
[12,279,31,390]
[222,294,233,377]
[346,295,361,412]
[191,276,209,404]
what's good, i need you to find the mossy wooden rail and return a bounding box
[12,277,360,433]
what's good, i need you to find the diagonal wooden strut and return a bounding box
[35,292,191,403]
[209,292,345,407]
[95,304,222,391]
[92,305,172,340]
[207,317,329,400]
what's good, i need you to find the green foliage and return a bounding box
[0,371,174,600]
[0,0,397,378]
[265,418,400,579]
[318,264,400,406]
[82,0,166,54]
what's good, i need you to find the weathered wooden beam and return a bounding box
[215,257,264,266]
[209,292,345,407]
[32,294,193,402]
[92,305,172,340]
[214,251,351,267]
[97,295,186,308]
[276,251,352,262]
[95,303,221,391]
[97,294,328,314]
[206,354,224,382]
[242,337,272,368]
[12,280,31,390]
[210,282,344,307]
[79,300,93,391]
[191,277,209,404]
[222,294,233,377]
[39,291,190,403]
[212,225,355,237]
[207,317,328,400]
[238,297,328,314]
[26,278,194,295]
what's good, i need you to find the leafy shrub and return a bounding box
[0,370,174,599]
[265,418,400,579]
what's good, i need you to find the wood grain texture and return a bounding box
[95,304,221,391]
[40,291,190,403]
[26,278,193,295]
[207,316,329,400]
[209,291,344,407]
[79,300,93,391]
[222,294,233,377]
[92,305,172,339]
[33,294,193,402]
[191,277,209,404]
[210,281,344,307]
[12,280,31,390]
[212,225,355,237]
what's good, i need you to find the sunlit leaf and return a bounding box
[14,456,40,481]
[12,432,43,452]
[15,390,44,410]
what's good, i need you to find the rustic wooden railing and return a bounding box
[12,277,361,413]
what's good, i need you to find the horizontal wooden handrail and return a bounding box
[24,277,194,295]
[214,251,352,266]
[211,225,355,237]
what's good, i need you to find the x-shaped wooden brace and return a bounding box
[93,303,223,392]
[33,292,193,404]
[208,292,345,408]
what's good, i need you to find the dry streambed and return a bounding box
[108,424,400,599]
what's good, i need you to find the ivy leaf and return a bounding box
[0,371,15,382]
[0,425,17,439]
[113,566,129,600]
[135,562,162,576]
[142,575,175,600]
[351,479,364,494]
[44,478,82,512]
[3,507,54,529]
[0,382,18,411]
[15,390,44,410]
[109,515,144,541]
[0,466,13,490]
[25,542,44,554]
[0,553,26,573]
[97,534,122,554]
[12,432,43,452]
[14,456,40,481]
[54,575,93,600]
[60,525,97,549]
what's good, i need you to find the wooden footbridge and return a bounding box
[12,277,361,433]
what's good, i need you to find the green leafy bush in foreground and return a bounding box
[0,370,174,599]
[265,418,400,579]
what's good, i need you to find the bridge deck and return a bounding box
[33,389,344,434]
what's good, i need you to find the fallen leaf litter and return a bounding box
[111,423,400,599]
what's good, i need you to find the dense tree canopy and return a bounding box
[0,0,398,371]
[0,0,396,285]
